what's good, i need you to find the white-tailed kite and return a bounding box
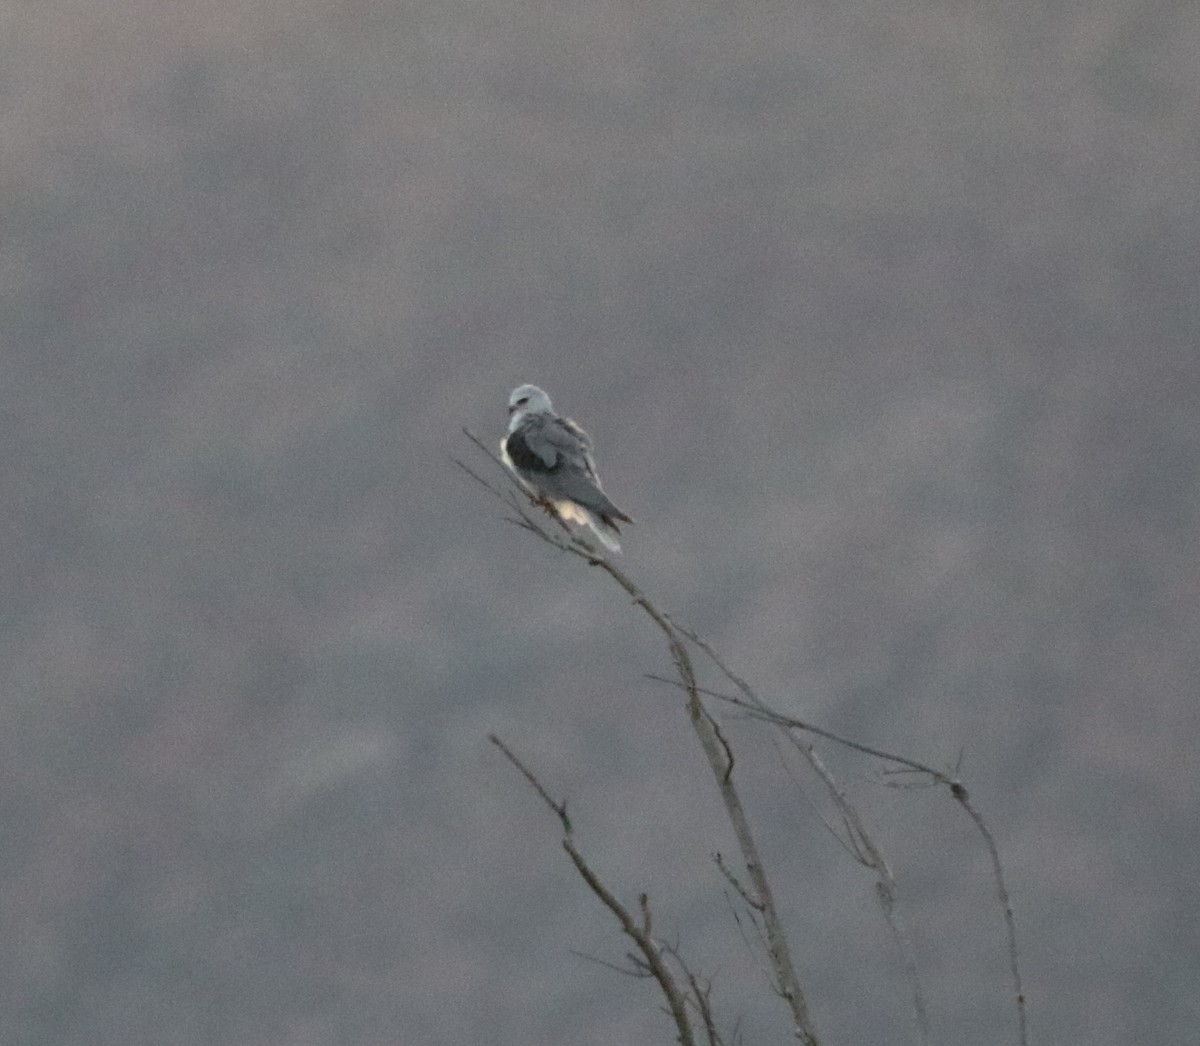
[500,384,633,553]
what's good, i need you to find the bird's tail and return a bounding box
[550,498,627,554]
[583,511,623,553]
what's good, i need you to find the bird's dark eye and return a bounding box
[517,397,528,406]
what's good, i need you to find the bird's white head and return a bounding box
[507,384,554,427]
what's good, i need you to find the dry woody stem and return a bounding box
[459,428,1027,1046]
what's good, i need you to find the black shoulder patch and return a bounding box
[506,427,557,473]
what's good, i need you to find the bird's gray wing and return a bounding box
[507,414,627,519]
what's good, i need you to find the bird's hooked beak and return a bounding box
[507,403,517,416]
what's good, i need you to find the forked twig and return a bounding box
[488,734,696,1046]
[647,673,1024,1046]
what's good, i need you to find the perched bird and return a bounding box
[500,384,633,553]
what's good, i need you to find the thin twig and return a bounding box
[714,852,764,912]
[569,949,652,979]
[646,674,947,780]
[768,734,869,866]
[723,888,773,980]
[775,733,930,1045]
[953,784,1027,1046]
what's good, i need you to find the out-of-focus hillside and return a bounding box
[2,1,1198,1043]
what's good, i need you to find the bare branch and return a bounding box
[639,892,653,936]
[488,733,573,833]
[646,672,1023,1046]
[569,949,652,980]
[469,431,1024,1046]
[488,734,696,1046]
[648,672,948,781]
[463,432,821,1045]
[713,852,763,912]
[775,733,930,1045]
[723,887,774,983]
[952,784,1028,1046]
[647,662,932,1042]
[755,709,1024,1045]
[660,939,725,1046]
[768,734,870,866]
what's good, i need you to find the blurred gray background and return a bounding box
[3,1,1198,1043]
